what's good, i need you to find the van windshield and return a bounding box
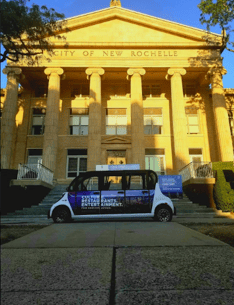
[68,176,83,191]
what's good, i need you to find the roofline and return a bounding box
[63,6,222,38]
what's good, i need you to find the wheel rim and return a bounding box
[157,208,171,222]
[55,209,68,223]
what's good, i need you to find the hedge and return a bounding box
[212,162,234,212]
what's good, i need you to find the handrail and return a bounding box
[17,163,54,185]
[179,161,214,183]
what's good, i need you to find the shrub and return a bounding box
[212,162,234,212]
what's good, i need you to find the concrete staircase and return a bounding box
[3,184,68,217]
[172,195,216,218]
[2,188,217,219]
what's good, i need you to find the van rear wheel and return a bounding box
[53,207,71,223]
[154,205,172,222]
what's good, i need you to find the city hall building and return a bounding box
[1,0,234,184]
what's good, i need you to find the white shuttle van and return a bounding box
[48,169,176,223]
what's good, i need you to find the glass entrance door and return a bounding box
[107,150,126,183]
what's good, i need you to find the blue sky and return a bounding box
[1,0,233,88]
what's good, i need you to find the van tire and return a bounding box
[154,205,172,222]
[52,206,71,223]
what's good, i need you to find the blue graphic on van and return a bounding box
[68,190,153,214]
[68,192,76,204]
[158,175,183,198]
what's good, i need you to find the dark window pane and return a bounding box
[144,108,162,115]
[32,126,43,135]
[145,149,165,155]
[106,109,126,115]
[189,148,202,155]
[80,158,87,172]
[33,108,46,115]
[68,172,77,178]
[68,149,87,155]
[28,149,43,156]
[185,107,197,114]
[68,158,78,172]
[70,108,89,115]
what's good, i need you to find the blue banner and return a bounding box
[108,164,140,171]
[158,175,183,198]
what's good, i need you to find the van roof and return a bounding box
[78,169,157,177]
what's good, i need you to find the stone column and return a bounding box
[127,68,146,169]
[85,68,105,170]
[43,68,64,172]
[1,67,22,169]
[166,68,190,173]
[208,67,233,161]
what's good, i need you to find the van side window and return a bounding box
[82,176,99,191]
[148,172,157,189]
[69,176,83,191]
[103,174,123,190]
[126,174,146,190]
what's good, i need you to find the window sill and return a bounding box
[27,135,44,137]
[187,134,203,136]
[144,134,166,136]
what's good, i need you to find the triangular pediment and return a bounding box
[54,7,221,47]
[102,135,131,144]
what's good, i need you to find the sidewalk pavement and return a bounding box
[1,218,234,305]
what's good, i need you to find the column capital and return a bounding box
[207,66,227,77]
[85,68,105,79]
[44,67,64,76]
[3,67,22,76]
[127,68,146,77]
[166,68,186,80]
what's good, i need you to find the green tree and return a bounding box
[198,0,234,53]
[0,0,66,63]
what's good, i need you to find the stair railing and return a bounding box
[17,163,54,185]
[179,161,214,183]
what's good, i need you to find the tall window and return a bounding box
[31,108,46,135]
[145,148,166,175]
[228,109,234,136]
[189,148,203,163]
[144,108,163,135]
[71,84,89,97]
[27,149,43,164]
[70,108,89,135]
[106,108,127,135]
[142,85,161,98]
[67,149,87,178]
[185,107,199,134]
[184,84,196,97]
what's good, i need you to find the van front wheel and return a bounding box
[154,205,172,222]
[53,207,71,223]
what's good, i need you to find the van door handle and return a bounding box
[142,191,148,194]
[118,191,124,194]
[93,192,100,194]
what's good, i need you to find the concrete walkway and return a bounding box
[1,219,234,305]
